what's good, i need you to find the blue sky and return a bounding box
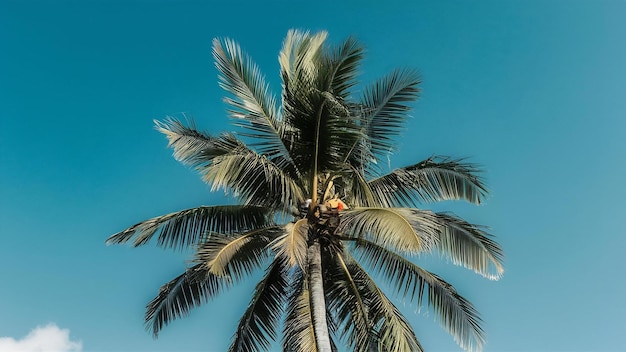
[1,0,625,351]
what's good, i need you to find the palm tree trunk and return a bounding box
[308,240,332,352]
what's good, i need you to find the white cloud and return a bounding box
[0,324,82,352]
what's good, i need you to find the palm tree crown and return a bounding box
[107,29,504,352]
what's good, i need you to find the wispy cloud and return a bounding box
[0,324,82,352]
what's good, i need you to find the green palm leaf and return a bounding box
[322,250,371,352]
[271,219,309,269]
[347,258,423,352]
[435,213,504,280]
[106,205,271,249]
[283,270,317,352]
[339,165,378,208]
[321,36,364,99]
[358,69,421,162]
[205,148,305,210]
[280,31,363,177]
[353,239,485,352]
[368,156,488,207]
[279,29,327,85]
[194,226,281,278]
[155,118,236,168]
[156,118,303,210]
[229,258,288,352]
[145,264,230,337]
[338,208,440,253]
[213,38,297,170]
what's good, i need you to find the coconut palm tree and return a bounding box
[106,29,504,352]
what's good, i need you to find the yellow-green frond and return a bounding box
[338,208,439,253]
[271,219,309,269]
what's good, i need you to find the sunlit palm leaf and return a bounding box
[106,205,271,249]
[347,259,423,352]
[322,250,371,352]
[213,38,297,171]
[155,118,242,169]
[195,226,281,278]
[368,156,488,207]
[279,29,327,84]
[359,69,421,161]
[229,258,288,352]
[353,239,485,352]
[156,118,303,209]
[205,149,305,211]
[271,219,309,269]
[435,213,504,280]
[145,264,230,337]
[321,36,364,99]
[283,270,317,352]
[338,208,439,253]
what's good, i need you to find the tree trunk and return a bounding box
[308,240,332,352]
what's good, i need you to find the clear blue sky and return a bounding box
[1,0,625,351]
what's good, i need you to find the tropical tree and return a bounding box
[107,29,504,352]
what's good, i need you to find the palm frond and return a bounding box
[155,118,303,210]
[356,69,421,161]
[342,164,379,207]
[145,264,230,337]
[154,118,241,170]
[205,148,305,211]
[322,251,371,352]
[106,205,271,249]
[322,36,364,99]
[279,30,364,177]
[213,38,297,171]
[353,239,485,352]
[279,29,328,84]
[283,270,317,352]
[435,213,504,280]
[338,208,439,253]
[347,258,423,352]
[368,156,488,207]
[229,257,288,352]
[194,226,281,278]
[270,219,309,269]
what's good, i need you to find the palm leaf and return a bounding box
[337,208,439,253]
[270,219,309,269]
[435,213,504,280]
[368,156,488,207]
[145,264,230,337]
[106,205,271,249]
[205,148,305,211]
[156,118,303,210]
[320,36,364,99]
[283,270,317,352]
[353,239,485,352]
[279,29,327,84]
[279,30,363,177]
[357,69,421,162]
[322,250,371,352]
[194,226,281,278]
[213,38,297,171]
[155,118,242,170]
[229,257,288,352]
[341,164,379,207]
[347,258,423,352]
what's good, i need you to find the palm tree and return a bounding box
[107,29,504,352]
